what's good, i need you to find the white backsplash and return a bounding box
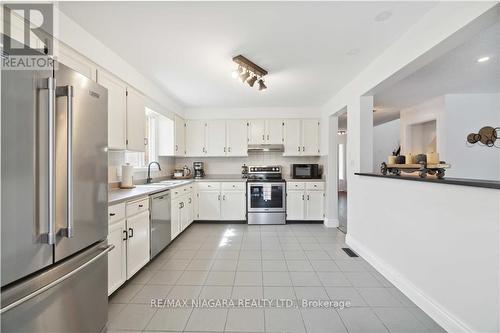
[108,151,175,183]
[109,151,326,183]
[175,152,323,178]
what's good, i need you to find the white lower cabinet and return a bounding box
[126,210,150,278]
[196,182,246,221]
[171,185,194,241]
[286,191,305,220]
[286,182,325,221]
[108,198,150,295]
[197,191,221,220]
[107,219,127,296]
[221,191,246,220]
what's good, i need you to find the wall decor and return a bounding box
[467,126,499,148]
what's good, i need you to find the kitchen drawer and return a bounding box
[306,182,325,191]
[126,197,149,217]
[172,185,192,199]
[108,203,125,224]
[221,182,246,191]
[287,182,305,190]
[197,182,221,191]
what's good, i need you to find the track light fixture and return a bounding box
[232,55,268,91]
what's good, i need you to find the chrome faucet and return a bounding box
[146,161,161,184]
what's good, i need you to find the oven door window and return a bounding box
[250,184,284,208]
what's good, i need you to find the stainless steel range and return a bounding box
[247,166,286,225]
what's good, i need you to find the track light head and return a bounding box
[258,79,267,91]
[247,75,258,87]
[240,70,251,83]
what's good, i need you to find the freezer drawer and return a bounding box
[1,242,113,333]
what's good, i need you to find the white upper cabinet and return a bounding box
[248,119,283,145]
[248,120,266,144]
[185,120,207,156]
[302,119,320,156]
[98,70,127,150]
[266,119,284,144]
[283,119,302,155]
[206,120,227,157]
[283,119,320,156]
[58,44,97,81]
[126,88,146,152]
[226,120,248,157]
[174,115,186,156]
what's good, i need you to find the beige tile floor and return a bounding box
[108,223,446,333]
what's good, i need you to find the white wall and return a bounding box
[373,119,400,173]
[348,177,499,333]
[399,93,500,181]
[55,9,184,119]
[184,107,321,120]
[444,93,500,180]
[320,2,500,332]
[399,96,444,156]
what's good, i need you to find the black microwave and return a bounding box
[291,164,321,179]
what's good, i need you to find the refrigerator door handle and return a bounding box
[0,244,114,314]
[39,77,57,245]
[57,85,75,238]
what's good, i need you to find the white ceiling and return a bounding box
[374,21,500,110]
[59,1,436,108]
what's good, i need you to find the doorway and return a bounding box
[337,112,347,233]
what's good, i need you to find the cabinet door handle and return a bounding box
[262,134,265,141]
[224,147,226,153]
[302,146,305,152]
[307,195,310,200]
[222,195,226,200]
[128,228,134,238]
[179,202,182,209]
[109,213,116,217]
[302,194,305,201]
[175,144,178,151]
[218,195,221,201]
[188,198,192,204]
[297,146,300,152]
[122,230,128,241]
[267,134,269,141]
[228,147,231,152]
[138,204,143,208]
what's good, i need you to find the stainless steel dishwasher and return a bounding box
[150,190,171,259]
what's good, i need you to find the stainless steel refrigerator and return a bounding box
[1,61,111,332]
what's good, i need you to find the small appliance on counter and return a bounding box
[241,164,248,178]
[291,164,322,179]
[193,161,205,179]
[120,163,136,189]
[173,165,192,179]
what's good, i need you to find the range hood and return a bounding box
[247,144,285,152]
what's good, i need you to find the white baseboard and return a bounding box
[346,235,473,333]
[323,218,339,228]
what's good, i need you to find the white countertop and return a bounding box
[108,175,246,205]
[109,175,325,204]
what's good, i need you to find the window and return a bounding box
[124,107,162,169]
[338,143,345,180]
